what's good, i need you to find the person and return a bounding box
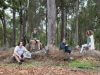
[32,28,39,40]
[60,39,72,61]
[12,41,31,64]
[80,30,95,53]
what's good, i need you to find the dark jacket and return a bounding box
[60,42,71,53]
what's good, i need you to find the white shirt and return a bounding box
[14,46,32,58]
[88,35,95,50]
[14,46,27,56]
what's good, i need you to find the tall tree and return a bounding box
[75,0,79,45]
[60,1,65,42]
[12,8,16,46]
[18,0,28,45]
[0,0,8,46]
[1,10,7,46]
[47,0,56,47]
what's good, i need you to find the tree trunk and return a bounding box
[19,8,23,41]
[46,3,48,45]
[56,8,59,45]
[47,0,56,47]
[60,7,65,42]
[1,10,7,46]
[75,0,79,45]
[27,0,37,39]
[13,9,16,46]
[65,10,68,41]
[19,8,27,46]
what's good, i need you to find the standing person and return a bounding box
[12,41,31,64]
[80,30,95,53]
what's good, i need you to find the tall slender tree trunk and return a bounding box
[61,8,65,42]
[56,8,59,45]
[13,9,16,46]
[28,0,36,39]
[46,3,48,45]
[19,8,27,46]
[65,10,68,41]
[75,0,79,45]
[19,9,23,41]
[1,10,7,46]
[60,2,65,42]
[23,12,27,35]
[47,0,56,47]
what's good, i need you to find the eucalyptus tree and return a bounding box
[47,0,56,48]
[0,0,9,46]
[55,0,78,44]
[7,0,29,46]
[27,0,46,39]
[7,0,17,46]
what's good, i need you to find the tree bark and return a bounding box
[46,3,48,45]
[19,8,23,41]
[28,0,36,39]
[1,10,7,46]
[47,0,56,47]
[19,8,27,46]
[56,8,59,45]
[75,0,79,45]
[60,7,65,42]
[13,9,16,46]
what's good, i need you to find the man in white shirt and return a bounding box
[13,42,31,64]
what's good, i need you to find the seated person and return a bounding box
[60,39,71,54]
[80,30,95,53]
[60,39,72,61]
[12,41,31,64]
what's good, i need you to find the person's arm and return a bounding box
[23,46,32,58]
[23,46,29,52]
[60,42,65,49]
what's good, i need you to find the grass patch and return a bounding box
[0,60,45,68]
[0,58,100,71]
[69,60,95,69]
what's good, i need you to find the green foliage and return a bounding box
[95,29,100,41]
[0,0,99,48]
[39,31,47,45]
[95,29,100,50]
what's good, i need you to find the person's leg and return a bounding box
[37,41,41,50]
[80,44,88,53]
[67,50,72,61]
[20,54,24,62]
[13,54,21,63]
[64,46,72,61]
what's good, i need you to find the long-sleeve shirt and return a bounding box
[87,35,95,50]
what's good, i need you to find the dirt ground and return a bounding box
[0,49,100,75]
[0,66,100,75]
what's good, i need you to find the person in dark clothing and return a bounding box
[60,39,71,54]
[60,39,72,61]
